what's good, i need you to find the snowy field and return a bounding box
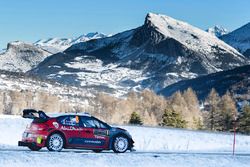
[0,115,250,167]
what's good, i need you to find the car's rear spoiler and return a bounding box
[22,109,49,120]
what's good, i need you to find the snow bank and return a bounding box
[0,115,250,153]
[124,126,250,152]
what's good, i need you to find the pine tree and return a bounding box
[193,117,204,130]
[205,88,222,131]
[170,91,189,123]
[171,91,187,111]
[238,105,250,134]
[129,112,143,125]
[183,88,200,113]
[183,88,203,129]
[160,108,187,128]
[219,91,237,131]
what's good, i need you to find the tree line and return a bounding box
[91,88,250,134]
[202,88,250,134]
[1,82,249,134]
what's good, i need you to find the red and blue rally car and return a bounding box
[18,109,134,153]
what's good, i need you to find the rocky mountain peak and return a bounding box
[206,25,229,37]
[144,13,157,27]
[85,32,106,38]
[144,13,192,38]
[6,41,49,55]
[0,41,50,72]
[7,41,30,50]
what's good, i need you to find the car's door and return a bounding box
[57,115,82,147]
[79,116,110,149]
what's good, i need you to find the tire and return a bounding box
[92,149,102,153]
[28,145,42,151]
[112,135,129,153]
[46,133,64,152]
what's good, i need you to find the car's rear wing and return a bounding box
[22,109,49,120]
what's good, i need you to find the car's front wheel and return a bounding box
[46,133,64,152]
[112,135,129,153]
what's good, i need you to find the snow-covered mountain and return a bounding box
[0,33,108,73]
[0,41,51,72]
[34,32,107,54]
[220,22,250,58]
[206,25,229,37]
[29,13,248,95]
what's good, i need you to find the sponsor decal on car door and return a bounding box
[78,117,110,148]
[59,115,82,146]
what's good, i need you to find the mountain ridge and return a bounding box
[220,22,250,58]
[29,13,248,96]
[34,32,108,54]
[158,64,250,104]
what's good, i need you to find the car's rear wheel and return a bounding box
[46,133,64,152]
[28,145,42,151]
[92,149,102,153]
[112,135,129,153]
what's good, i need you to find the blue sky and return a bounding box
[0,0,249,49]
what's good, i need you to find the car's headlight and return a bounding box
[27,133,34,138]
[22,132,28,138]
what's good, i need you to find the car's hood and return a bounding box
[111,127,126,131]
[110,127,132,139]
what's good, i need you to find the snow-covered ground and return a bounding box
[0,115,250,167]
[1,150,250,167]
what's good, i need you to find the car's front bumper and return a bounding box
[129,138,135,150]
[18,141,37,147]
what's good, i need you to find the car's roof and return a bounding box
[48,112,92,118]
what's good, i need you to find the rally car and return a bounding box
[18,109,134,153]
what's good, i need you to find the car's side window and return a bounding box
[81,117,107,129]
[58,116,80,126]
